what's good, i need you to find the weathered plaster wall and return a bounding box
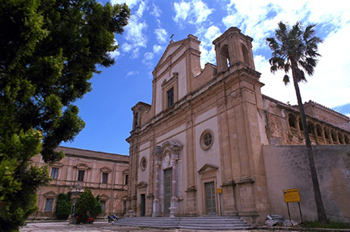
[263,145,350,222]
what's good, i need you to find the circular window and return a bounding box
[140,157,147,171]
[200,130,214,150]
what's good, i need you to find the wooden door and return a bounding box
[163,168,172,216]
[205,182,216,215]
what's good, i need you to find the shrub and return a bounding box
[55,193,72,220]
[75,189,102,223]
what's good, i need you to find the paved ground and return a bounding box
[20,221,170,232]
[20,220,350,232]
[19,220,258,232]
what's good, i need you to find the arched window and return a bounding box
[221,44,230,68]
[241,44,250,67]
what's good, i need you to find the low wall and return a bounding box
[263,145,350,223]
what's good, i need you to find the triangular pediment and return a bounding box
[198,164,219,174]
[156,41,184,67]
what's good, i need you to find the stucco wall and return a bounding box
[263,145,350,223]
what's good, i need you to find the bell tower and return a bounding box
[213,27,255,73]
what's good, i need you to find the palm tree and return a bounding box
[266,22,327,223]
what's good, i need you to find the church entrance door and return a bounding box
[164,168,172,216]
[205,182,216,215]
[140,194,145,216]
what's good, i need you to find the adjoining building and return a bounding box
[126,27,350,224]
[30,146,129,219]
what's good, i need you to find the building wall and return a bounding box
[263,145,350,223]
[30,146,129,219]
[126,26,350,224]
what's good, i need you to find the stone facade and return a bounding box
[30,146,129,219]
[126,27,350,224]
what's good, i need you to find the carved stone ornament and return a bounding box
[100,166,112,173]
[75,163,90,170]
[137,181,148,188]
[44,191,58,197]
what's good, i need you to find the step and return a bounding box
[113,216,252,230]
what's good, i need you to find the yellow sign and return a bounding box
[283,188,300,203]
[217,188,222,194]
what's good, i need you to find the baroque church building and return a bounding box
[126,27,350,224]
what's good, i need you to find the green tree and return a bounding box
[266,22,326,223]
[74,189,102,223]
[0,0,130,230]
[55,192,72,220]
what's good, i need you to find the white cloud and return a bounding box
[144,52,154,61]
[257,22,350,109]
[150,3,162,17]
[218,0,350,110]
[122,2,148,58]
[193,0,213,24]
[108,39,121,58]
[155,28,168,44]
[135,0,146,18]
[173,1,191,23]
[143,52,155,67]
[110,0,140,8]
[197,26,221,67]
[173,0,212,26]
[153,45,163,54]
[126,70,140,77]
[121,43,132,52]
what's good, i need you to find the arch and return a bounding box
[331,130,338,144]
[324,129,331,144]
[316,124,323,137]
[338,132,344,144]
[298,118,304,132]
[345,136,350,144]
[220,44,230,69]
[241,44,250,67]
[307,121,315,136]
[288,113,297,130]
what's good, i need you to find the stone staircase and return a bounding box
[113,216,252,230]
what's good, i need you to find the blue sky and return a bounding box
[62,0,350,155]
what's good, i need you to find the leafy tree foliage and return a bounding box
[75,189,102,223]
[266,22,326,223]
[0,0,130,230]
[55,192,72,220]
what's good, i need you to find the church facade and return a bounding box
[126,27,350,224]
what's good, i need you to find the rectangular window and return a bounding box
[51,168,59,180]
[125,174,128,185]
[102,173,108,184]
[77,170,85,182]
[167,88,174,107]
[100,201,106,212]
[44,198,54,212]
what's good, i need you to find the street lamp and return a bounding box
[70,184,83,221]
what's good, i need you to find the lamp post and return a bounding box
[69,184,83,223]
